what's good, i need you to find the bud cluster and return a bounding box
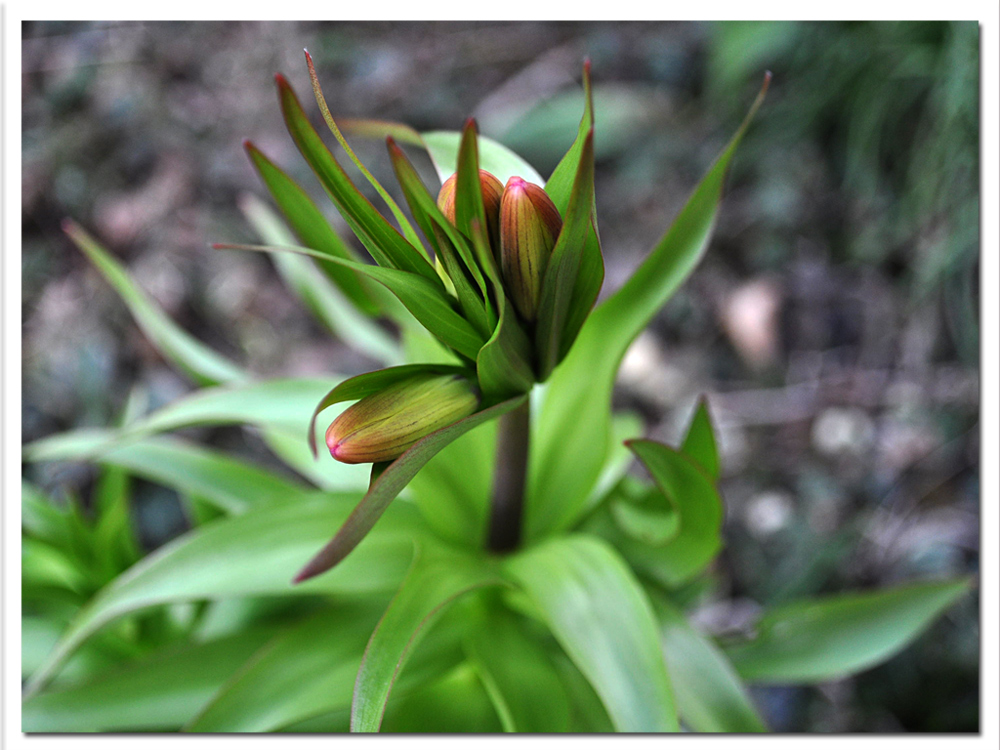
[438,170,562,325]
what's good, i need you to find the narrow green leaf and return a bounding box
[544,60,594,209]
[534,129,597,379]
[503,534,678,732]
[303,50,430,259]
[681,397,721,480]
[624,439,723,585]
[294,395,527,583]
[466,603,571,732]
[471,219,535,398]
[22,630,276,732]
[275,74,438,282]
[351,550,503,732]
[243,142,378,313]
[307,363,466,458]
[724,579,971,683]
[24,497,423,697]
[527,74,770,540]
[386,137,491,336]
[63,220,245,387]
[27,431,311,515]
[542,60,605,365]
[97,376,371,491]
[239,192,400,364]
[216,241,485,361]
[422,130,545,186]
[655,597,766,732]
[337,117,425,147]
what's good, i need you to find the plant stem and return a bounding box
[487,398,530,553]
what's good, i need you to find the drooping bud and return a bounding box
[437,169,503,253]
[499,176,563,322]
[326,373,480,464]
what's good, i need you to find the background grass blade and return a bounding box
[63,220,245,386]
[239,192,400,363]
[243,142,378,314]
[724,579,971,683]
[503,534,678,732]
[422,130,545,185]
[25,432,312,515]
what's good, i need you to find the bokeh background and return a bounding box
[21,21,980,731]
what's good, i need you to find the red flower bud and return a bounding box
[326,373,480,464]
[499,176,563,322]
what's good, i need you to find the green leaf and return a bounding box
[502,534,678,732]
[276,74,438,282]
[23,630,277,732]
[107,376,371,491]
[466,602,571,732]
[534,129,597,379]
[471,219,535,398]
[541,60,605,369]
[185,604,380,731]
[216,241,485,361]
[624,439,723,586]
[681,397,721,480]
[24,497,422,697]
[406,416,497,548]
[351,549,502,732]
[655,597,766,732]
[422,130,545,186]
[303,50,430,260]
[25,432,312,515]
[386,136,491,335]
[239,192,400,363]
[527,74,769,540]
[63,220,245,387]
[243,142,378,314]
[380,662,503,733]
[724,579,971,683]
[294,395,527,583]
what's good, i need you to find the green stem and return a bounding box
[487,398,530,553]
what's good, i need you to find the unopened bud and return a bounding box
[326,373,480,464]
[437,170,503,253]
[499,176,563,322]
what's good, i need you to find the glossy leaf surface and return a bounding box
[351,551,502,731]
[503,534,678,732]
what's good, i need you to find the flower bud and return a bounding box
[499,176,563,322]
[326,373,480,464]
[437,169,503,253]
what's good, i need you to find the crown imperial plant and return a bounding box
[29,43,971,736]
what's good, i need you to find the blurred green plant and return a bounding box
[708,21,978,359]
[22,51,970,733]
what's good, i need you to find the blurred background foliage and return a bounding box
[22,21,979,731]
